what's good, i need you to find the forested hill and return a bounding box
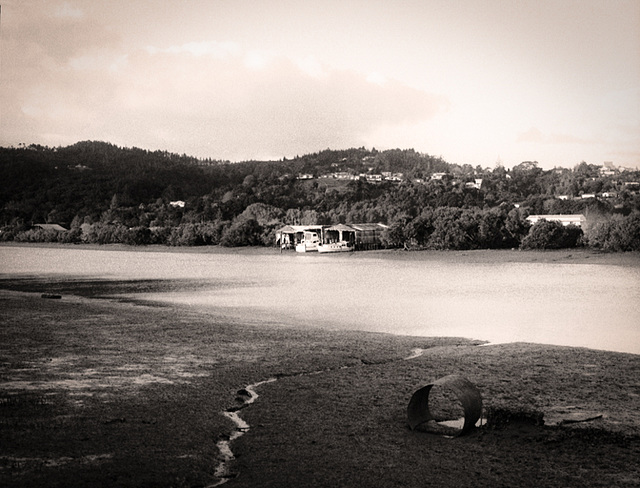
[1,141,639,250]
[0,142,466,227]
[0,142,451,221]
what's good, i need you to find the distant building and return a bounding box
[600,162,616,176]
[526,214,586,227]
[33,224,68,232]
[275,223,389,251]
[465,178,483,190]
[624,182,640,191]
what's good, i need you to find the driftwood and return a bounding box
[41,293,62,299]
[559,414,603,425]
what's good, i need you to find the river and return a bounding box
[1,244,639,354]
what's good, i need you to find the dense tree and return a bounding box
[584,213,640,251]
[521,220,583,250]
[220,219,263,247]
[1,141,639,250]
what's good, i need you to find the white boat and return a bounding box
[317,241,354,253]
[295,231,320,252]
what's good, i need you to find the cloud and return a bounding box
[0,2,124,146]
[2,21,446,160]
[295,56,327,79]
[145,41,241,59]
[54,2,84,19]
[516,127,544,143]
[366,72,387,86]
[104,47,447,159]
[8,2,119,64]
[517,127,596,145]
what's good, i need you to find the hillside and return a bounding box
[1,141,639,250]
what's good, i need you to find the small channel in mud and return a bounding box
[211,378,277,486]
[210,348,428,486]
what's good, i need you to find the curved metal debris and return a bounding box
[407,374,483,436]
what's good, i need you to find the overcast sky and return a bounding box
[1,0,638,168]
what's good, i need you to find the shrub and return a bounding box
[14,228,64,243]
[0,227,16,242]
[427,207,477,250]
[521,220,583,249]
[60,227,82,243]
[381,216,411,248]
[122,226,152,245]
[585,213,640,251]
[167,223,200,246]
[167,222,227,246]
[81,222,128,244]
[220,218,263,247]
[150,227,171,245]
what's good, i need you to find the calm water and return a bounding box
[2,245,639,354]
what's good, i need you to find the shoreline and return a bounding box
[2,286,637,356]
[3,240,640,267]
[1,284,639,487]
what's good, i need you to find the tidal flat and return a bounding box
[1,245,640,486]
[2,243,640,354]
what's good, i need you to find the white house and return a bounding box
[526,214,586,227]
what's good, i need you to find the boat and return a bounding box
[295,231,320,252]
[317,241,354,253]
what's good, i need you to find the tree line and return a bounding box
[1,141,639,251]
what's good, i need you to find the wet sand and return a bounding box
[1,274,639,487]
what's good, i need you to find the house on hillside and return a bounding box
[600,162,616,176]
[624,182,640,192]
[526,214,586,227]
[382,172,404,181]
[465,178,483,190]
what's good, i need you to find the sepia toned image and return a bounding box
[1,1,639,487]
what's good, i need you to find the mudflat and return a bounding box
[1,273,639,487]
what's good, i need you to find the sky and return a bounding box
[1,0,639,169]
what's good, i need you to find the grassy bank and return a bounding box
[1,279,639,487]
